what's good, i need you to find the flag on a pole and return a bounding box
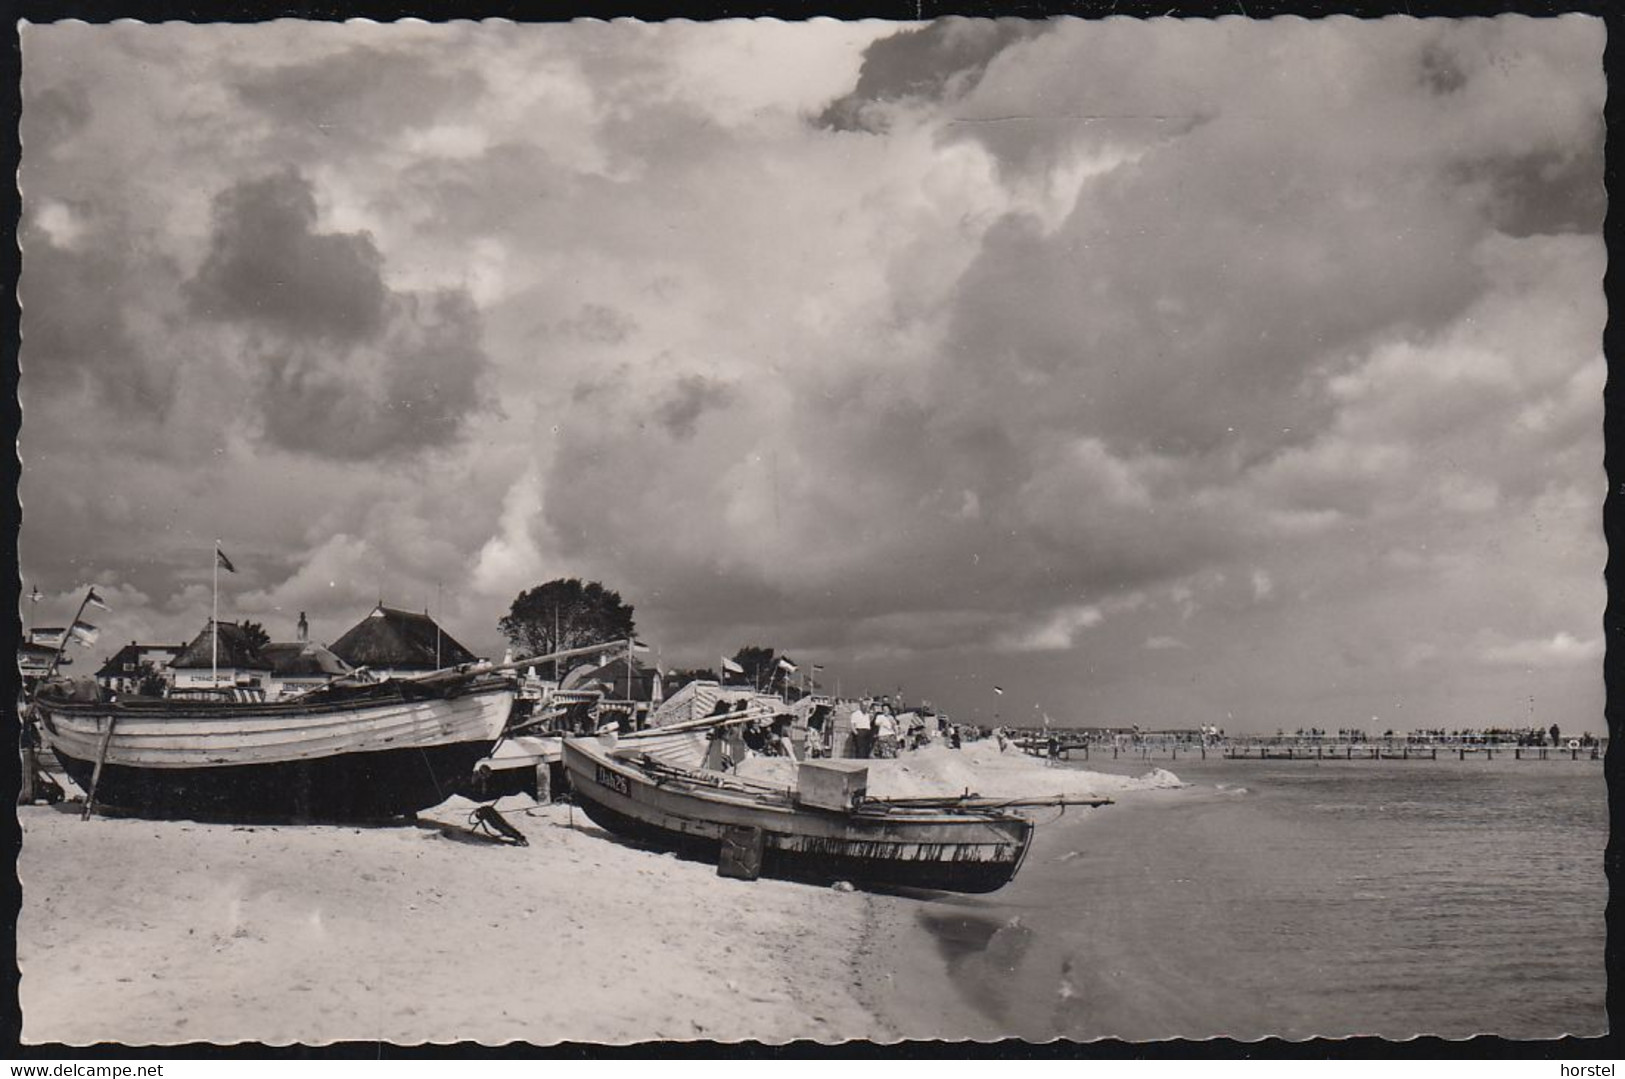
[32,628,66,648]
[993,686,1005,695]
[28,585,43,603]
[721,656,745,675]
[778,657,799,673]
[811,664,825,672]
[69,620,99,646]
[85,587,110,611]
[216,546,237,573]
[629,639,650,653]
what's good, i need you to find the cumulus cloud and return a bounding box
[16,18,1606,731]
[1480,632,1603,669]
[188,170,492,459]
[816,18,1041,132]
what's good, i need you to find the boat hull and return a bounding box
[39,678,515,821]
[562,737,1033,893]
[52,740,492,820]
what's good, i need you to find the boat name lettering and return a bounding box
[594,764,631,797]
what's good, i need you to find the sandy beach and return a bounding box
[19,744,1172,1046]
[18,795,884,1045]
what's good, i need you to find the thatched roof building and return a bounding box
[329,604,477,673]
[171,621,267,671]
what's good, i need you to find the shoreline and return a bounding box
[851,784,1188,1044]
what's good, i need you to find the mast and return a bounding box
[212,540,220,687]
[35,590,92,694]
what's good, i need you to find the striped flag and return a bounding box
[629,639,650,653]
[216,546,236,573]
[993,685,1005,695]
[69,620,99,647]
[778,657,799,673]
[85,587,110,611]
[721,656,745,675]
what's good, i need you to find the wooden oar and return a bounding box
[859,793,1114,811]
[285,639,637,701]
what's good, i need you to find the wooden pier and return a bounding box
[1011,737,1603,763]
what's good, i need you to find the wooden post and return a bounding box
[82,714,118,821]
[20,746,39,804]
[1431,748,1437,760]
[1515,748,1521,760]
[1486,748,1493,761]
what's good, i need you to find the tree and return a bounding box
[135,662,168,698]
[499,579,637,678]
[729,645,803,694]
[239,620,271,652]
[730,645,778,690]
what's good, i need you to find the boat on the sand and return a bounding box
[562,732,1110,893]
[35,639,636,822]
[36,673,519,820]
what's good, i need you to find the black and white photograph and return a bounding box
[12,12,1607,1047]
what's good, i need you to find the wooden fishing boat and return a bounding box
[562,734,1106,893]
[35,673,518,820]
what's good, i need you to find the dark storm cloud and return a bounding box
[187,170,491,460]
[20,81,91,153]
[18,213,182,415]
[558,304,638,346]
[187,169,388,344]
[257,290,489,460]
[1419,41,1469,95]
[653,375,733,441]
[1462,139,1606,238]
[816,18,1043,133]
[232,44,485,143]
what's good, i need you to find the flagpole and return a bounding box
[212,540,220,687]
[32,589,93,704]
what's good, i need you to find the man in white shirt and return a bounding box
[849,701,873,759]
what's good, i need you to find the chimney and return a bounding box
[297,612,309,642]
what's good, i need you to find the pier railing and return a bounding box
[1011,736,1605,763]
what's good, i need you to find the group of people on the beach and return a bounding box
[703,695,965,770]
[845,698,960,759]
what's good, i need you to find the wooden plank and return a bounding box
[82,715,118,820]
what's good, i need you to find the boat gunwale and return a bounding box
[566,737,1031,828]
[34,674,518,721]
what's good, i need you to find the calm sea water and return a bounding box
[907,757,1607,1041]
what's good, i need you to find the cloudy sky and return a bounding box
[18,16,1604,732]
